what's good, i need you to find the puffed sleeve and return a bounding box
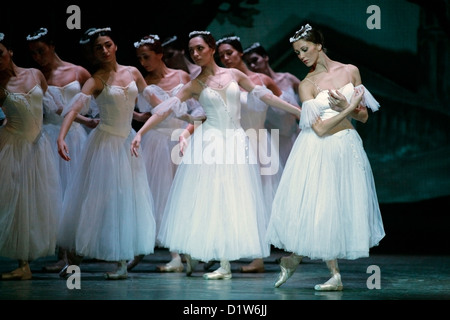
[355,84,380,112]
[299,99,320,130]
[151,96,188,118]
[88,97,99,118]
[249,85,273,99]
[61,92,92,117]
[42,91,62,115]
[186,98,205,117]
[137,86,156,113]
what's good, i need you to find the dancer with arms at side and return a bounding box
[56,27,157,280]
[0,32,62,280]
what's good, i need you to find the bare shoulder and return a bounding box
[176,69,191,83]
[345,64,361,85]
[298,77,315,102]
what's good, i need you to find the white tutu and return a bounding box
[157,80,270,261]
[267,128,385,260]
[57,80,156,262]
[267,82,385,261]
[0,85,61,261]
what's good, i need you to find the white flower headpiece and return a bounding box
[289,24,312,43]
[87,27,112,37]
[26,27,48,41]
[0,33,4,42]
[134,35,160,48]
[162,35,177,47]
[216,36,240,46]
[189,31,211,38]
[243,42,262,54]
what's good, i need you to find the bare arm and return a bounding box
[131,81,196,157]
[236,69,301,119]
[311,87,364,137]
[57,77,99,161]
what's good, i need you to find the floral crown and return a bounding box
[0,33,4,42]
[87,27,112,37]
[243,42,262,54]
[289,24,312,43]
[216,36,240,46]
[26,27,48,41]
[189,31,211,38]
[134,35,160,48]
[162,35,177,47]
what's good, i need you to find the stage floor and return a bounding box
[1,248,449,302]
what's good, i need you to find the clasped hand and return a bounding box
[328,87,364,112]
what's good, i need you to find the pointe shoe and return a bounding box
[240,259,265,273]
[105,261,128,280]
[203,268,232,280]
[42,259,66,273]
[314,273,343,291]
[185,255,199,276]
[1,261,32,281]
[274,255,302,288]
[156,258,184,272]
[127,255,145,271]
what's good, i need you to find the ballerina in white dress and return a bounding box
[127,34,205,272]
[131,31,300,280]
[243,42,302,166]
[26,27,100,272]
[0,32,62,280]
[56,28,156,280]
[216,36,285,274]
[266,24,385,291]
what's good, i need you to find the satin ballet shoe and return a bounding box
[203,268,232,280]
[105,261,128,280]
[104,272,128,280]
[185,255,199,276]
[274,255,302,288]
[240,259,265,273]
[156,258,184,273]
[1,266,32,281]
[127,255,145,271]
[42,259,66,273]
[314,273,343,291]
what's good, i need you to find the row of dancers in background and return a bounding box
[0,24,384,291]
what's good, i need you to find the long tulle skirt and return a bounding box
[57,128,156,262]
[140,129,179,241]
[157,126,270,261]
[266,128,385,261]
[43,122,87,194]
[0,129,61,261]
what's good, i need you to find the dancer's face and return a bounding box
[0,43,12,72]
[292,39,321,68]
[188,37,214,67]
[93,36,117,63]
[243,52,267,73]
[217,44,241,69]
[28,41,53,68]
[136,45,161,73]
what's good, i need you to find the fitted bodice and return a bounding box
[239,90,268,131]
[46,81,81,125]
[96,81,138,137]
[1,85,44,142]
[314,82,355,121]
[198,80,243,132]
